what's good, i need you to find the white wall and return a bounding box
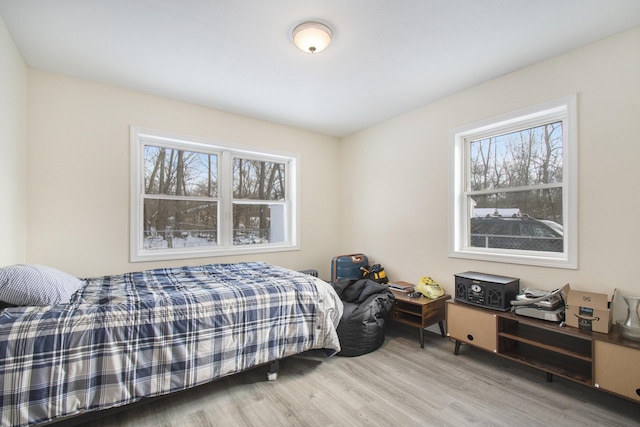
[0,15,27,265]
[27,71,341,278]
[340,27,640,297]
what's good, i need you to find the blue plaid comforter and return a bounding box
[0,262,343,426]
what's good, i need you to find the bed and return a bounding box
[0,262,343,427]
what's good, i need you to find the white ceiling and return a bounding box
[1,1,640,137]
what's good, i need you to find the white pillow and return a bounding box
[0,264,83,307]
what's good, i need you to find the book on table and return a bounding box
[388,282,414,292]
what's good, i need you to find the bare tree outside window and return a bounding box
[143,145,218,249]
[131,127,298,261]
[451,96,577,268]
[232,158,286,245]
[468,122,564,252]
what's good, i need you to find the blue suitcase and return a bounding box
[331,253,368,283]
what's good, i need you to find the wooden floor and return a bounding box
[80,324,639,427]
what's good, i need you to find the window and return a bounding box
[130,127,298,261]
[450,95,577,268]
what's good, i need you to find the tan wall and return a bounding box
[26,71,341,278]
[0,15,27,265]
[340,28,640,297]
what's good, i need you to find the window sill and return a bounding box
[449,247,577,269]
[131,243,300,263]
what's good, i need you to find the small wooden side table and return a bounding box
[388,281,451,348]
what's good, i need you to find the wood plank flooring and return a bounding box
[79,324,639,427]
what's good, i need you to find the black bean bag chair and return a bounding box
[332,278,395,357]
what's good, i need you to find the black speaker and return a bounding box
[454,271,519,311]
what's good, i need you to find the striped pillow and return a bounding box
[0,264,83,307]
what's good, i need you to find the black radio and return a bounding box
[454,271,519,311]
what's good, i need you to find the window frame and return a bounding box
[449,95,578,269]
[130,127,299,262]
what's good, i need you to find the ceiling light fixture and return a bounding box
[292,22,333,54]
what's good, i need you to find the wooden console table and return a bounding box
[446,300,640,404]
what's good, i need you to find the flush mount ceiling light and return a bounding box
[292,21,333,54]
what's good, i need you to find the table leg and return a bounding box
[438,321,445,337]
[419,328,424,349]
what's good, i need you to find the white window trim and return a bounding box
[449,95,578,269]
[130,127,300,262]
